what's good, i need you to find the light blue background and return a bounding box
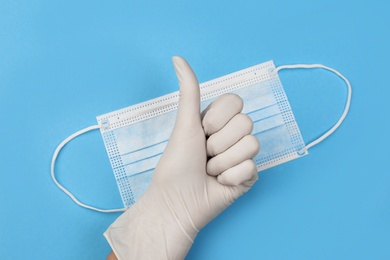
[1,0,389,259]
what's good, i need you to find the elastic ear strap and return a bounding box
[51,125,126,213]
[274,64,352,151]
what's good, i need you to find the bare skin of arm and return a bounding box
[107,251,116,260]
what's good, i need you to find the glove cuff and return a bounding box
[104,192,196,260]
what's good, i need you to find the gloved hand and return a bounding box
[104,56,260,260]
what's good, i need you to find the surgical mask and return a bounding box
[51,60,352,213]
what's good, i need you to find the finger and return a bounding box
[207,113,253,157]
[207,135,260,176]
[201,94,243,136]
[172,56,201,133]
[217,159,257,186]
[242,168,259,188]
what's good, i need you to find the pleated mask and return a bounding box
[51,60,351,212]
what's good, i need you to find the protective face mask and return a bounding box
[51,60,351,213]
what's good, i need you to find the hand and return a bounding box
[104,56,260,260]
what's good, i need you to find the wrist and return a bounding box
[104,190,197,260]
[138,189,199,246]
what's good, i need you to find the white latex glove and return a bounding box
[104,56,260,260]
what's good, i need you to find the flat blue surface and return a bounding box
[1,0,389,259]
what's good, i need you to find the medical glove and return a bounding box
[104,56,260,260]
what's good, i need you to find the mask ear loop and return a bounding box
[51,124,127,213]
[274,64,352,152]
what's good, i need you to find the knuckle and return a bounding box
[243,159,259,184]
[226,93,243,102]
[218,93,243,111]
[207,122,218,134]
[228,94,244,111]
[242,164,253,180]
[202,114,216,134]
[236,113,253,132]
[245,135,260,156]
[248,159,257,174]
[244,159,256,171]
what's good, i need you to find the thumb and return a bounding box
[172,56,201,130]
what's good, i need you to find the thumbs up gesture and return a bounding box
[105,56,260,260]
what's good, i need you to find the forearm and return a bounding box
[104,193,195,260]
